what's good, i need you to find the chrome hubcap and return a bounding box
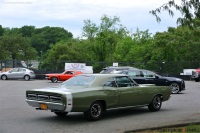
[170,83,179,93]
[25,76,29,80]
[53,78,57,82]
[2,76,6,80]
[91,104,101,117]
[153,97,161,108]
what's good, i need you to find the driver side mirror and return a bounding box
[155,75,159,79]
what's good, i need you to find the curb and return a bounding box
[125,121,200,133]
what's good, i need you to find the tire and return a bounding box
[54,112,68,117]
[194,78,200,82]
[170,82,180,94]
[148,95,162,111]
[24,75,30,81]
[1,75,7,80]
[84,101,103,121]
[51,77,58,83]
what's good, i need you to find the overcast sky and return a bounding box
[0,0,180,38]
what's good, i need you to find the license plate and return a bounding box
[40,103,48,110]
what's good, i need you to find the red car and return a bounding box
[45,70,83,83]
[192,68,200,82]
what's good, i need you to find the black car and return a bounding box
[114,69,185,94]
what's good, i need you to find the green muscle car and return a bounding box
[26,74,171,121]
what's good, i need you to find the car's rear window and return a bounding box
[100,68,115,73]
[61,75,95,87]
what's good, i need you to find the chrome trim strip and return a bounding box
[38,95,49,100]
[106,104,148,111]
[65,93,73,112]
[26,99,63,106]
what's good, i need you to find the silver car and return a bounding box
[0,68,36,80]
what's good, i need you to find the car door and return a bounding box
[7,68,19,79]
[18,68,26,78]
[116,76,147,107]
[103,77,120,108]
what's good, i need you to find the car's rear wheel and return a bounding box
[24,75,30,81]
[51,77,58,83]
[194,78,200,82]
[54,112,68,117]
[148,95,162,111]
[170,82,180,94]
[1,75,7,80]
[84,101,103,121]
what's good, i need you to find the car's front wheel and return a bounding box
[54,112,68,117]
[170,82,180,94]
[24,75,30,81]
[84,101,103,121]
[51,77,58,83]
[1,75,7,80]
[148,95,162,111]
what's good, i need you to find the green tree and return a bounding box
[150,0,200,28]
[148,26,200,73]
[125,29,154,68]
[0,34,37,61]
[82,19,98,43]
[93,15,128,62]
[0,25,4,36]
[20,25,35,37]
[31,26,73,54]
[40,39,94,70]
[3,27,21,35]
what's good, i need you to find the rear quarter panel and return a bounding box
[71,87,118,112]
[140,85,171,103]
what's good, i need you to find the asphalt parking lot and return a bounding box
[0,80,200,133]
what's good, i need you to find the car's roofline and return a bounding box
[78,73,127,77]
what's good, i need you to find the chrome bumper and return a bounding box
[26,99,66,111]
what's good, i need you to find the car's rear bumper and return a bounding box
[180,80,186,91]
[26,99,65,111]
[30,75,36,79]
[191,71,199,79]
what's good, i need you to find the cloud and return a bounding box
[0,0,179,37]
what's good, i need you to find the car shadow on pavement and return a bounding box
[31,107,168,123]
[103,107,149,119]
[172,92,185,95]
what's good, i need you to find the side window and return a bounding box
[116,76,133,87]
[104,76,138,87]
[143,70,156,78]
[65,71,74,74]
[18,68,25,72]
[70,71,75,74]
[11,68,18,72]
[104,77,117,87]
[127,70,142,77]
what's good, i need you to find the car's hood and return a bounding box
[160,76,183,81]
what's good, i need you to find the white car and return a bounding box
[0,68,36,80]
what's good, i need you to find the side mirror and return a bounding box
[155,75,159,79]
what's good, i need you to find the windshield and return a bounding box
[61,75,95,87]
